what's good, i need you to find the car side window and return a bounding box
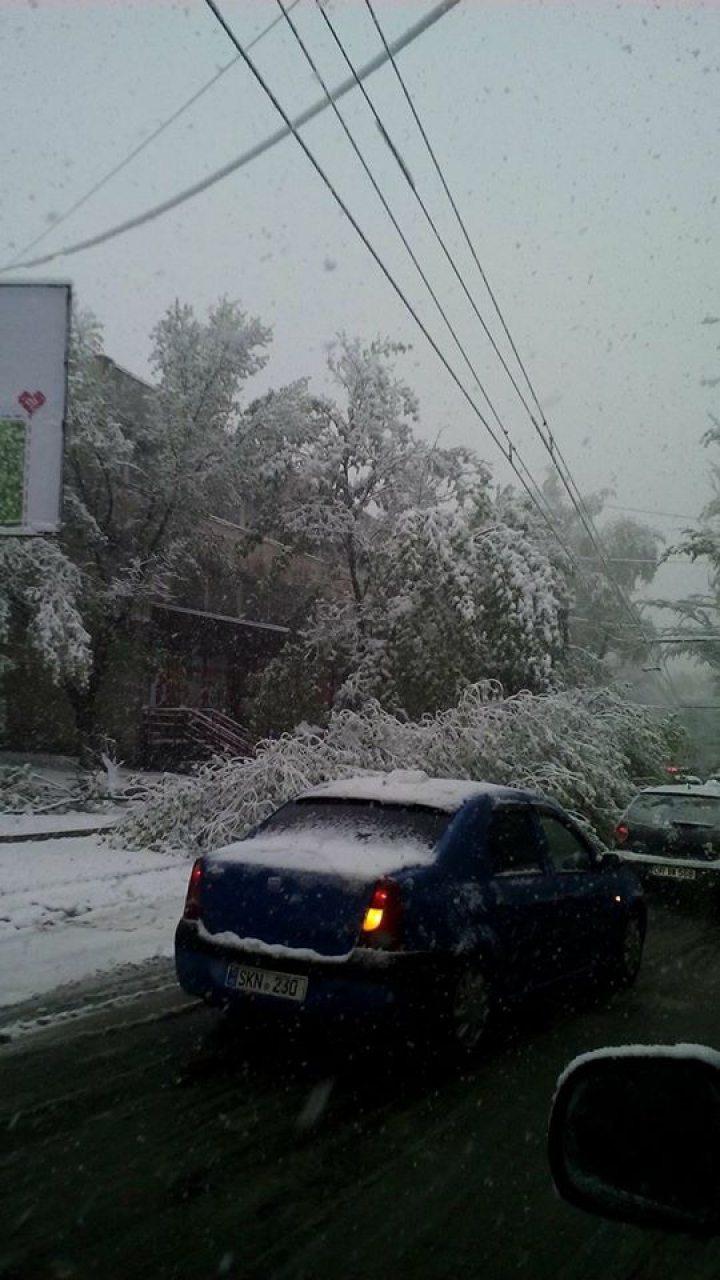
[487,808,543,876]
[539,814,593,873]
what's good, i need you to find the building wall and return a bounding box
[2,358,347,763]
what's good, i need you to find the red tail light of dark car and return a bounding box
[359,879,403,950]
[614,823,629,845]
[183,858,204,920]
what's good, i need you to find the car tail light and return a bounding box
[360,879,403,950]
[183,859,204,920]
[615,824,629,844]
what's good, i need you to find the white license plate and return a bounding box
[649,865,697,882]
[225,963,308,1003]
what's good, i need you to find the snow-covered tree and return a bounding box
[248,338,568,732]
[331,505,567,717]
[654,413,720,672]
[1,299,272,754]
[0,537,90,684]
[257,334,484,567]
[537,471,662,663]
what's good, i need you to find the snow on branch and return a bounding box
[117,683,677,852]
[0,538,91,684]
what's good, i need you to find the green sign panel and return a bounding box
[0,418,27,526]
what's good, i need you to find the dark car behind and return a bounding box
[613,786,720,904]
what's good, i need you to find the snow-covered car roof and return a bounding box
[299,770,532,813]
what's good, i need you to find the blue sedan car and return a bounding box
[175,772,645,1049]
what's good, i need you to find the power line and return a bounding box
[604,503,700,522]
[3,0,303,269]
[276,1,499,429]
[193,0,664,668]
[353,8,588,511]
[1,0,461,275]
[313,0,541,439]
[306,2,689,703]
[299,0,608,601]
[659,635,720,644]
[196,0,592,586]
[364,0,600,578]
[275,0,557,533]
[363,0,544,432]
[577,556,686,565]
[363,0,681,708]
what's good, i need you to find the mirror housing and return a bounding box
[549,1046,720,1234]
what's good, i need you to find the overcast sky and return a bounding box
[3,0,718,618]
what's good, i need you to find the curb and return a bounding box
[0,824,118,845]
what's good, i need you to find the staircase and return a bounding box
[141,706,253,769]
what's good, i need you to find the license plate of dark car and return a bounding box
[650,865,697,881]
[225,963,308,1002]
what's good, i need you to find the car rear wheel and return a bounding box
[448,964,493,1053]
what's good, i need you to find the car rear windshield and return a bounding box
[627,794,720,828]
[258,798,450,850]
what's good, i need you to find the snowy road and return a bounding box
[0,832,189,1008]
[2,901,720,1280]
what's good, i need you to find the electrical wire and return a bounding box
[197,0,596,591]
[8,0,677,704]
[578,556,687,565]
[321,0,672,693]
[299,0,606,589]
[1,0,461,275]
[273,0,555,529]
[604,503,699,522]
[204,0,670,672]
[362,5,614,552]
[351,3,626,580]
[313,0,541,437]
[3,0,303,269]
[364,0,681,707]
[366,0,601,575]
[364,0,545,431]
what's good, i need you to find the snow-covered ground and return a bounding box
[0,829,189,1008]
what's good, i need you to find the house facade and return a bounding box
[1,357,346,765]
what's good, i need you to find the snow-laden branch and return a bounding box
[117,682,678,853]
[0,539,91,684]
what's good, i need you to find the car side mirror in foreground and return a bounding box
[549,1047,720,1234]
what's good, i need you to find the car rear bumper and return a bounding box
[175,918,448,1021]
[619,852,720,896]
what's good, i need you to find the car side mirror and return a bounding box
[599,851,621,869]
[548,1047,720,1234]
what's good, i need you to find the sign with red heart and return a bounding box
[2,281,71,533]
[17,390,46,417]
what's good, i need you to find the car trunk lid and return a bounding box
[197,798,448,956]
[201,858,374,955]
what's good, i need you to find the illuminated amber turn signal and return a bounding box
[362,886,389,932]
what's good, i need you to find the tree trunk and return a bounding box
[343,530,365,616]
[73,690,101,769]
[65,630,111,767]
